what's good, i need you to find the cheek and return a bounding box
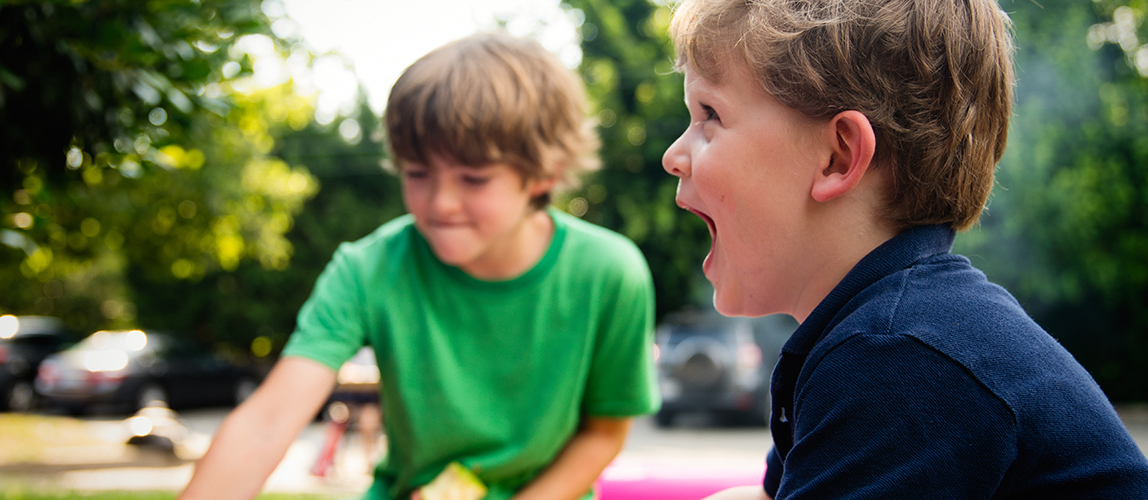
[694,157,743,212]
[400,182,426,213]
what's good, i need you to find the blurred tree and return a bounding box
[1089,0,1148,78]
[561,0,711,319]
[955,0,1148,400]
[0,0,317,334]
[129,95,402,359]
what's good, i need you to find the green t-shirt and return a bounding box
[281,208,660,500]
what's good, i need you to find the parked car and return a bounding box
[35,329,259,414]
[0,315,71,412]
[654,310,797,427]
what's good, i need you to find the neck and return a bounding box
[461,209,554,281]
[790,220,898,323]
[789,170,899,322]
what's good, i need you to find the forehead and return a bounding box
[399,154,494,171]
[683,61,769,105]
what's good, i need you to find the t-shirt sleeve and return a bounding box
[581,244,661,417]
[281,243,370,371]
[776,334,1017,499]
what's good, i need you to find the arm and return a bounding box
[702,486,773,500]
[510,416,632,500]
[178,356,336,500]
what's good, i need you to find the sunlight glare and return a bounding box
[0,315,17,339]
[280,0,579,114]
[84,349,129,372]
[125,330,148,351]
[128,415,154,436]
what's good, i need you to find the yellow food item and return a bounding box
[418,462,487,500]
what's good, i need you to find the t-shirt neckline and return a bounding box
[415,207,567,292]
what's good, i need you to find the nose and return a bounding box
[662,132,690,178]
[429,176,462,215]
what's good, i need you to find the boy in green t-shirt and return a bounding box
[179,33,660,500]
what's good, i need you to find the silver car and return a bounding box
[654,311,797,427]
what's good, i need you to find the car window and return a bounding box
[8,335,61,348]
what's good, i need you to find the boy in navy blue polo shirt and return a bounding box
[662,0,1148,498]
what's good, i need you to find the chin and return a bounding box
[712,287,779,318]
[427,245,471,268]
[711,289,748,317]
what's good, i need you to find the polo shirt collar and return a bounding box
[783,224,956,355]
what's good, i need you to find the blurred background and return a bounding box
[2,0,1147,497]
[1,0,1146,451]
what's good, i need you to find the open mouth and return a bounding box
[688,208,716,239]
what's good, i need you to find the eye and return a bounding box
[461,175,491,186]
[402,168,429,180]
[701,103,720,123]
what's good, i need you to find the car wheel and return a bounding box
[233,378,258,405]
[6,380,36,413]
[136,382,169,410]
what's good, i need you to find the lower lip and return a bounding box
[703,231,719,273]
[691,211,718,276]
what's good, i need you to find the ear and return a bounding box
[810,110,876,203]
[527,174,558,197]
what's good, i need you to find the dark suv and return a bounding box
[0,315,70,412]
[654,310,797,427]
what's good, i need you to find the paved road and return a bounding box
[4,405,1147,495]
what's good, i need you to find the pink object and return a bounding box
[595,456,766,500]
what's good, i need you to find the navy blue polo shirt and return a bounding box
[764,225,1148,499]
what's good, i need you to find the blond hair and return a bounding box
[384,32,600,208]
[670,0,1015,230]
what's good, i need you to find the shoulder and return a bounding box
[799,262,1148,496]
[814,252,1107,427]
[339,214,416,255]
[829,252,1039,351]
[797,255,1036,419]
[799,331,1016,428]
[328,215,418,270]
[552,209,650,273]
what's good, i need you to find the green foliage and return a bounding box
[128,98,401,357]
[562,0,711,318]
[0,1,317,336]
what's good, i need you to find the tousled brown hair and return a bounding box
[671,0,1015,230]
[384,32,600,208]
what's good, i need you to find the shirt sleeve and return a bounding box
[581,244,661,417]
[777,334,1017,499]
[281,243,370,371]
